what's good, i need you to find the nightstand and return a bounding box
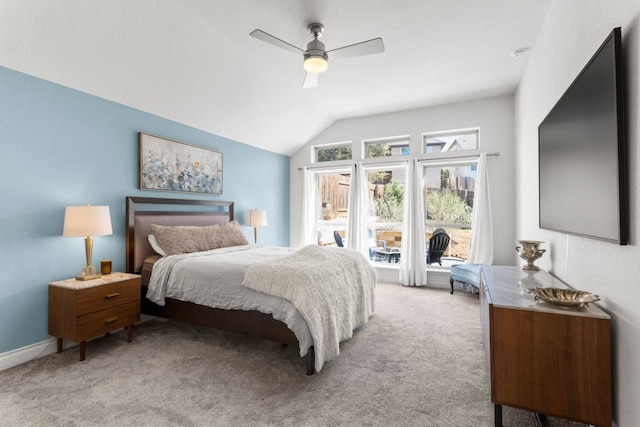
[48,273,141,361]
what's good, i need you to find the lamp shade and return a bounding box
[246,209,267,227]
[63,205,113,237]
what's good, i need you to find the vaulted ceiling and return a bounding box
[0,1,551,155]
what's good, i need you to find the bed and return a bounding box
[125,196,375,375]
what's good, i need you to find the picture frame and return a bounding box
[139,132,223,195]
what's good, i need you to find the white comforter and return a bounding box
[146,244,376,372]
[146,245,313,356]
[243,245,376,372]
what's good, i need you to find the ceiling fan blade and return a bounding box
[249,29,304,55]
[303,72,319,89]
[327,37,385,60]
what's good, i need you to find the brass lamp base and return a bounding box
[75,265,101,281]
[75,274,102,281]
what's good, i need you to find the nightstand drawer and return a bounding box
[75,301,140,341]
[76,279,140,315]
[49,273,141,361]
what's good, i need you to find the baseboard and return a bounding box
[375,266,450,290]
[0,317,155,372]
[426,270,450,290]
[375,266,400,283]
[0,337,59,371]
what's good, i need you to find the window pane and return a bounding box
[364,137,410,158]
[424,130,478,154]
[366,167,406,265]
[316,173,351,246]
[316,145,352,162]
[366,142,391,158]
[423,163,476,263]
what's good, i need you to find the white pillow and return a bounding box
[148,234,167,256]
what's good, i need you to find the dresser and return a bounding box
[48,273,141,361]
[479,265,611,427]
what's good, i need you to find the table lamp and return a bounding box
[63,205,113,280]
[246,208,267,244]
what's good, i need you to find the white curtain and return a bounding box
[468,153,494,264]
[346,163,368,257]
[400,159,427,286]
[298,167,317,247]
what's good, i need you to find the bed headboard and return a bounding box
[125,196,234,273]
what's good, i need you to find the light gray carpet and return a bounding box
[1,283,585,426]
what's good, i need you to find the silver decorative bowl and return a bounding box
[527,287,600,309]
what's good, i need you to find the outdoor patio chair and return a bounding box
[426,231,450,265]
[433,227,447,236]
[368,229,388,261]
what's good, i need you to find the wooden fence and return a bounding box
[318,174,382,220]
[318,174,475,217]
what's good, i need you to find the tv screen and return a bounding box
[538,27,627,245]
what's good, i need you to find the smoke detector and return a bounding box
[510,47,529,59]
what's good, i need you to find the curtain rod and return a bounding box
[297,165,353,171]
[417,151,500,162]
[297,160,407,171]
[297,152,499,171]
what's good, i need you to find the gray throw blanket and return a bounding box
[242,245,376,372]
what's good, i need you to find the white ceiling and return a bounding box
[0,0,551,155]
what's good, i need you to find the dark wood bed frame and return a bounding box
[125,196,315,375]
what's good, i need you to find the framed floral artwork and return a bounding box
[139,132,223,195]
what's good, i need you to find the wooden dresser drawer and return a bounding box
[48,273,142,361]
[76,278,140,315]
[75,301,140,341]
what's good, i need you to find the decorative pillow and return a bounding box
[147,234,167,257]
[150,224,221,256]
[214,220,249,248]
[149,221,249,256]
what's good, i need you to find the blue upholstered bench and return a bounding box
[449,264,481,294]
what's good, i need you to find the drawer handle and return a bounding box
[104,317,119,325]
[105,293,120,299]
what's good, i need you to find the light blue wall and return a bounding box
[0,66,290,354]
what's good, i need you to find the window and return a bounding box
[314,171,351,246]
[423,129,479,154]
[364,136,410,158]
[365,164,406,265]
[315,143,352,162]
[423,160,477,264]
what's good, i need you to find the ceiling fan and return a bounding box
[250,23,385,88]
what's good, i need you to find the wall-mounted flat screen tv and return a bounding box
[538,27,627,245]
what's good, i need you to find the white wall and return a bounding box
[290,95,517,270]
[515,1,640,425]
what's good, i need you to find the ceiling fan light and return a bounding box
[304,56,328,74]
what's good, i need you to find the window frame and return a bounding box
[313,141,353,163]
[362,135,410,159]
[310,167,352,246]
[422,128,480,155]
[421,158,479,264]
